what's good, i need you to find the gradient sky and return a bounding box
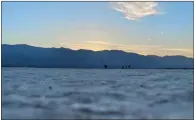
[2,2,193,57]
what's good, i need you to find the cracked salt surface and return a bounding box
[2,68,193,119]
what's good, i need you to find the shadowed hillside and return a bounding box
[2,44,193,69]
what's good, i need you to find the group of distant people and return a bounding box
[104,65,131,69]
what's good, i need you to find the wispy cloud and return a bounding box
[85,41,110,45]
[110,2,160,20]
[161,48,192,52]
[84,40,161,49]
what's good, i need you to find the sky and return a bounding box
[2,2,193,57]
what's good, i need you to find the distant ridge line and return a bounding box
[2,44,194,69]
[2,44,192,58]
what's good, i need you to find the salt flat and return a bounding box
[2,68,193,119]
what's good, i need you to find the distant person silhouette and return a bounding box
[104,65,107,69]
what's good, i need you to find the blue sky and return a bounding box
[2,2,193,57]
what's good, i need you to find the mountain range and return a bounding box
[2,44,193,69]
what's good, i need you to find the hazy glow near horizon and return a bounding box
[2,2,193,57]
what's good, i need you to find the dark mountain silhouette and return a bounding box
[2,44,194,69]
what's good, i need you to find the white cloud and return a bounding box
[110,2,160,20]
